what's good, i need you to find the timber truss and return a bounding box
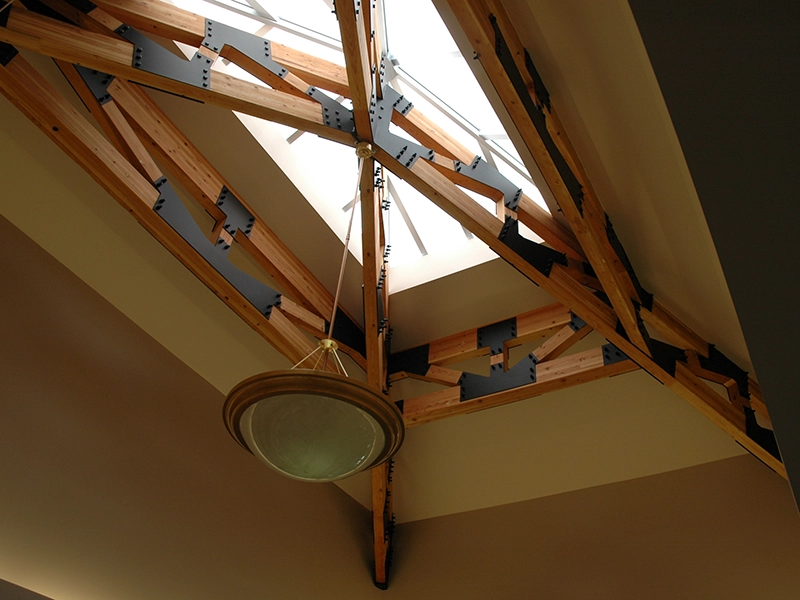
[0,0,783,588]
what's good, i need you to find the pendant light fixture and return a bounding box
[223,143,404,482]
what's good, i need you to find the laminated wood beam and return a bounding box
[359,155,394,589]
[402,346,638,426]
[360,156,388,389]
[531,322,593,364]
[375,147,785,478]
[95,0,351,95]
[0,7,355,144]
[370,460,393,589]
[445,0,649,351]
[54,0,583,262]
[105,79,345,323]
[0,52,319,364]
[334,0,373,140]
[9,0,780,476]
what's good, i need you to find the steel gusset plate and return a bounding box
[459,352,538,402]
[117,25,213,90]
[306,87,356,134]
[152,177,281,317]
[454,156,522,211]
[498,217,567,278]
[387,344,430,378]
[73,66,115,105]
[216,187,255,238]
[371,87,435,168]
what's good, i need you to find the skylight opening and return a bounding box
[170,0,550,291]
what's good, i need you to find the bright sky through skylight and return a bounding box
[168,0,549,291]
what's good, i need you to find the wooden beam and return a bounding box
[8,0,780,477]
[402,346,638,426]
[360,155,394,588]
[104,79,346,323]
[93,0,206,45]
[94,0,351,96]
[370,460,393,589]
[641,300,710,357]
[0,7,354,145]
[374,147,785,477]
[445,0,649,351]
[0,53,319,365]
[531,322,593,364]
[360,155,387,388]
[335,0,373,140]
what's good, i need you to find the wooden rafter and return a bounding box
[0,0,783,478]
[0,0,789,590]
[0,7,355,144]
[0,53,319,365]
[401,345,638,426]
[65,0,582,258]
[445,0,649,351]
[335,0,373,140]
[359,155,394,587]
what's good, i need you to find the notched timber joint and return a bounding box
[153,177,282,317]
[117,24,213,90]
[498,217,567,278]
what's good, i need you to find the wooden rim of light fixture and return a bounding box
[223,368,405,464]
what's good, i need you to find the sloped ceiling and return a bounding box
[3,214,800,600]
[1,0,800,597]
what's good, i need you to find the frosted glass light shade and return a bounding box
[224,370,404,482]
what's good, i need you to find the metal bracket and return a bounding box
[387,344,430,379]
[0,43,17,66]
[203,20,285,76]
[699,345,750,399]
[216,187,254,239]
[744,407,781,461]
[152,177,281,317]
[327,312,366,357]
[489,14,584,214]
[498,217,567,278]
[73,66,115,105]
[477,318,517,355]
[569,312,587,332]
[647,338,687,377]
[306,87,356,134]
[454,156,522,211]
[460,352,537,402]
[117,25,213,90]
[371,86,434,168]
[602,343,629,366]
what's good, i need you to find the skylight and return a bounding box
[169,0,550,291]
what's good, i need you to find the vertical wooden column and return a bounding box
[360,153,393,587]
